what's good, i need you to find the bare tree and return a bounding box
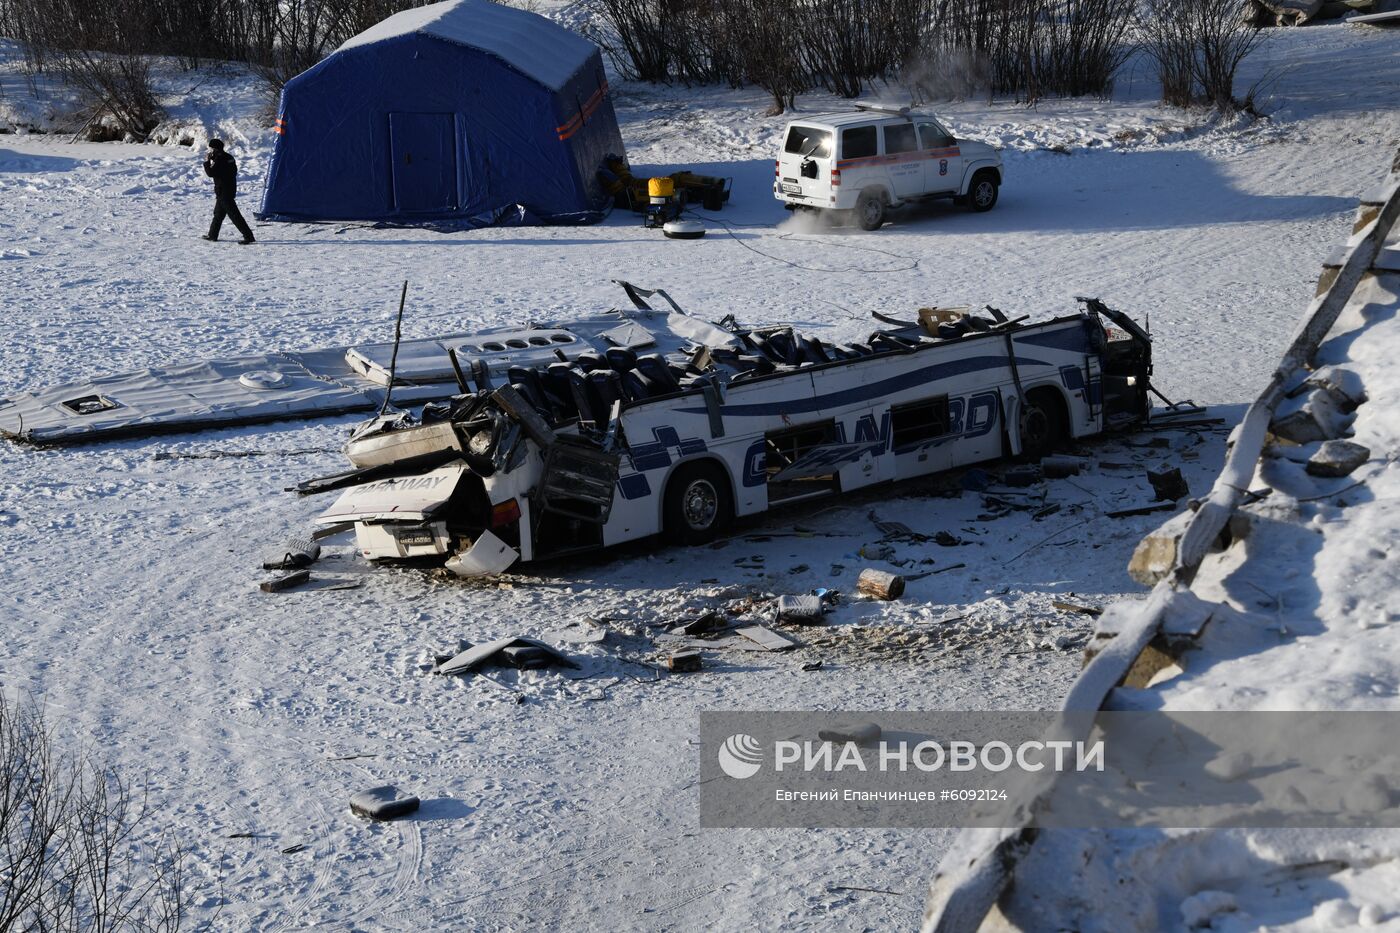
[0,695,188,933]
[1140,0,1266,111]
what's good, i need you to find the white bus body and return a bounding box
[312,288,1152,574]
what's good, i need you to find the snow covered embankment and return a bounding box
[923,153,1400,932]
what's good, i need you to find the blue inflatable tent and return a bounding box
[259,0,625,225]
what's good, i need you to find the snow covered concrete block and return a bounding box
[1306,440,1371,478]
[1127,510,1251,586]
[1127,510,1194,586]
[1269,387,1353,445]
[349,786,420,821]
[1306,365,1367,411]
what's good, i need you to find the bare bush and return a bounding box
[922,0,1134,102]
[1140,0,1266,111]
[924,0,1043,100]
[6,0,166,138]
[596,0,675,82]
[0,695,187,933]
[1036,0,1136,97]
[796,0,931,99]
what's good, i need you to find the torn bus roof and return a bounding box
[296,291,1156,577]
[0,284,730,447]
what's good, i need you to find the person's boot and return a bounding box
[239,236,255,245]
[201,234,217,241]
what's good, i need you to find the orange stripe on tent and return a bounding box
[554,82,610,138]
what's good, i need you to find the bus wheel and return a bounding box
[1019,390,1067,460]
[664,462,734,545]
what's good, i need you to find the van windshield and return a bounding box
[784,126,832,159]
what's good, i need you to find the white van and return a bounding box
[774,103,1003,229]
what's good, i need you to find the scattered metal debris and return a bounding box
[1106,502,1176,519]
[1147,467,1190,501]
[668,649,703,672]
[735,625,801,652]
[260,569,310,592]
[776,593,826,625]
[434,637,579,675]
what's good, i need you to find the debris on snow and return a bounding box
[349,785,421,821]
[856,569,906,601]
[1040,455,1088,478]
[818,721,882,746]
[434,637,579,675]
[1051,600,1102,617]
[1146,466,1190,502]
[734,624,801,652]
[260,569,310,592]
[262,535,321,570]
[667,649,702,672]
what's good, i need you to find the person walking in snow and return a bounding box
[201,139,255,244]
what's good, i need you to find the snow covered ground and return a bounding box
[1,20,1398,931]
[994,195,1400,933]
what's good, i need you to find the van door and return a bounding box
[777,124,834,204]
[837,124,879,198]
[882,122,922,199]
[917,119,962,195]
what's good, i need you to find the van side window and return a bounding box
[918,121,953,149]
[884,123,917,154]
[842,126,878,159]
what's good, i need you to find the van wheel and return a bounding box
[663,461,734,545]
[968,172,998,212]
[856,191,886,230]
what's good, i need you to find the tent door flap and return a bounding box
[389,112,458,214]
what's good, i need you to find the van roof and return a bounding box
[785,110,938,129]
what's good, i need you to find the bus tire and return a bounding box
[663,461,734,545]
[1019,388,1068,460]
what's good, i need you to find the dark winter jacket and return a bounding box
[203,150,238,197]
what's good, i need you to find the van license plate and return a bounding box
[394,527,435,548]
[782,183,802,194]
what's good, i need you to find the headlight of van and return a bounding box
[467,428,495,456]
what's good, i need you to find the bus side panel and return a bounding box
[1009,317,1104,438]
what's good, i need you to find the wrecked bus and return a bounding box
[302,283,1153,576]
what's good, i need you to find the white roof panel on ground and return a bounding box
[336,0,597,91]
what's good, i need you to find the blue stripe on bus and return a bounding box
[674,355,1050,418]
[1016,326,1092,353]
